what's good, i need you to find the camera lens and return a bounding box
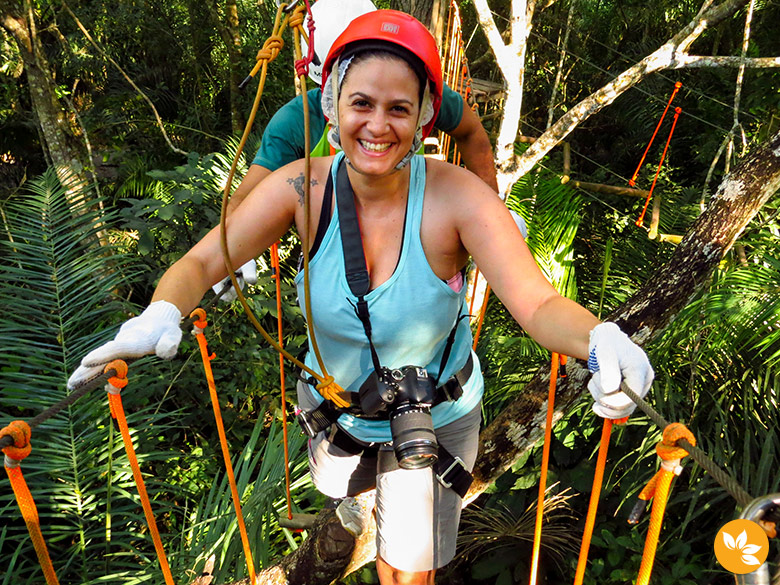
[389,404,438,469]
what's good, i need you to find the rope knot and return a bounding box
[287,8,305,28]
[1,420,32,462]
[294,59,309,78]
[190,308,208,332]
[257,35,284,63]
[657,422,695,461]
[315,376,350,409]
[105,359,129,390]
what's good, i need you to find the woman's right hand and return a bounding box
[67,301,183,390]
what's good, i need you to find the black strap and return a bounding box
[434,310,469,386]
[330,427,380,457]
[308,169,334,260]
[335,159,383,373]
[336,160,371,297]
[435,445,473,498]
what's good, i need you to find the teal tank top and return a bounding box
[294,152,483,443]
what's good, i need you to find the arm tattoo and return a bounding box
[287,174,319,206]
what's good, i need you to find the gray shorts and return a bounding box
[298,382,481,572]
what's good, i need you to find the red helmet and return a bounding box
[321,10,443,138]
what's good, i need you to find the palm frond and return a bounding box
[0,170,182,584]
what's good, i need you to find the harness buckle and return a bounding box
[436,455,466,489]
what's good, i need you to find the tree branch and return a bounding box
[504,0,750,184]
[58,0,187,156]
[670,55,780,68]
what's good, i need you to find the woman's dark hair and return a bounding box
[339,40,428,103]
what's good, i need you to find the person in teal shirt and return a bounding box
[226,0,498,215]
[69,11,654,584]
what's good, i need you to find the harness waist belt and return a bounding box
[329,428,472,498]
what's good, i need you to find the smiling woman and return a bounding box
[67,9,654,585]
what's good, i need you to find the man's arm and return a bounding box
[449,101,498,192]
[227,164,273,214]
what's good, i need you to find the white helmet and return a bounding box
[301,0,377,85]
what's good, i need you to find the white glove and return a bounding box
[509,209,528,238]
[211,259,258,302]
[587,322,654,419]
[67,301,182,390]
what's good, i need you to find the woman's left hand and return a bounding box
[587,322,654,419]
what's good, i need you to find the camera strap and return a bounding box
[335,159,464,383]
[335,159,383,375]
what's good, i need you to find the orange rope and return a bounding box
[572,414,628,585]
[189,311,257,584]
[472,284,491,350]
[629,82,682,187]
[634,423,695,585]
[2,421,60,585]
[271,242,294,520]
[104,360,175,585]
[529,353,561,585]
[636,107,682,228]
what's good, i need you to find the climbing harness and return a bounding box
[293,158,474,492]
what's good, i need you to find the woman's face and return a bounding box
[337,55,422,177]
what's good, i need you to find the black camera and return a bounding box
[359,366,438,469]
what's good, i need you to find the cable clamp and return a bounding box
[4,454,21,468]
[660,458,683,475]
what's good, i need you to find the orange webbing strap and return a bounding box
[629,82,682,188]
[572,415,628,585]
[634,423,695,585]
[472,284,491,350]
[2,421,60,585]
[468,267,480,316]
[104,360,175,585]
[270,243,294,521]
[529,353,562,585]
[188,311,257,584]
[636,107,682,228]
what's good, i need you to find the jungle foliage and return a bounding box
[1,0,780,583]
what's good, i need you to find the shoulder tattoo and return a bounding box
[287,173,319,206]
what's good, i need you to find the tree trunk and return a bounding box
[390,0,435,27]
[1,0,90,196]
[207,0,245,136]
[220,130,780,584]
